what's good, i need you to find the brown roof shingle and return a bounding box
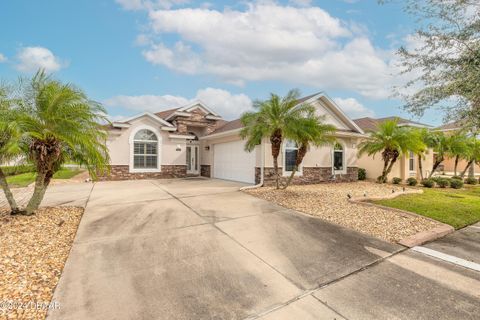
[353,116,431,132]
[155,107,180,120]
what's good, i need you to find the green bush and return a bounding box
[358,168,366,181]
[1,165,35,176]
[431,176,442,183]
[436,178,450,188]
[406,177,418,186]
[421,179,435,188]
[377,175,387,183]
[450,178,464,189]
[451,176,462,180]
[392,177,402,184]
[465,177,477,185]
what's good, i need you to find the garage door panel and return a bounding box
[213,140,255,184]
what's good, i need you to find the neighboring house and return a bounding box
[353,117,435,181]
[104,92,365,185]
[435,121,480,176]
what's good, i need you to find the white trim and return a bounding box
[177,100,220,116]
[399,123,432,128]
[120,112,175,128]
[200,128,242,140]
[332,141,347,175]
[205,115,223,120]
[112,122,131,128]
[129,125,162,173]
[282,140,303,177]
[164,111,191,120]
[169,134,196,139]
[298,93,365,134]
[412,246,480,272]
[161,126,176,131]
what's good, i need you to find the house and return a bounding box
[353,117,435,181]
[103,92,365,185]
[435,121,480,176]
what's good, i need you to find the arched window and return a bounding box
[133,129,158,169]
[333,143,344,171]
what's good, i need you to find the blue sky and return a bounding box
[0,0,443,124]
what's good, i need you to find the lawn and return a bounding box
[374,186,480,229]
[6,168,84,188]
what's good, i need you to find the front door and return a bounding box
[186,145,199,175]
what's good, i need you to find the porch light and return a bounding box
[205,145,210,151]
[176,144,181,151]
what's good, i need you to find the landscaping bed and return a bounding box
[0,207,83,319]
[245,182,442,243]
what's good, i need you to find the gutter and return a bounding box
[240,141,265,191]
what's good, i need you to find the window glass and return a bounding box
[133,129,158,169]
[134,129,158,141]
[409,151,415,171]
[284,140,298,172]
[334,143,344,171]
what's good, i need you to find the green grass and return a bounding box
[374,186,480,229]
[6,168,84,188]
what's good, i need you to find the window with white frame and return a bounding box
[333,143,344,171]
[409,151,415,171]
[284,140,298,172]
[133,129,158,169]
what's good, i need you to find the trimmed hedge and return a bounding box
[406,177,418,186]
[465,177,478,185]
[436,178,450,188]
[421,179,435,188]
[392,177,402,184]
[358,168,367,181]
[450,178,464,189]
[1,165,35,177]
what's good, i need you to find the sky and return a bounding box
[0,0,444,124]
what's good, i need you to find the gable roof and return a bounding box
[353,116,432,132]
[177,100,220,117]
[113,112,175,128]
[155,107,180,120]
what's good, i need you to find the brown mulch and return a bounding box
[245,182,442,243]
[0,207,83,319]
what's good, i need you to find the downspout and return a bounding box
[240,140,265,190]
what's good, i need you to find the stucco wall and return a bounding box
[443,157,480,174]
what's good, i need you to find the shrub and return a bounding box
[450,178,464,189]
[392,177,402,184]
[431,176,442,183]
[358,168,366,181]
[406,177,418,186]
[465,177,477,185]
[377,175,387,183]
[451,175,462,180]
[436,178,450,188]
[421,179,435,188]
[0,165,35,176]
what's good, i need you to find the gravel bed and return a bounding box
[0,207,83,319]
[245,182,442,243]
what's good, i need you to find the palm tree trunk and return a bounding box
[0,168,19,214]
[270,130,282,189]
[460,160,474,178]
[417,154,424,180]
[380,158,390,183]
[384,154,399,180]
[454,155,459,176]
[429,157,444,178]
[282,143,307,189]
[24,172,49,215]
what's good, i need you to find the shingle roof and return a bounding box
[353,116,431,132]
[435,120,464,131]
[154,107,180,120]
[210,119,243,134]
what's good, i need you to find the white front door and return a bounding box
[186,145,199,174]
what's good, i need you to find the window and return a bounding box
[333,143,344,171]
[409,151,415,171]
[133,129,158,169]
[284,140,298,172]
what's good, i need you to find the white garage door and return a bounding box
[213,140,256,184]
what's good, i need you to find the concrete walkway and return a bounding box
[45,179,479,320]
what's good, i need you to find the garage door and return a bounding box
[213,140,256,184]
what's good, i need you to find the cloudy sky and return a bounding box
[0,0,443,124]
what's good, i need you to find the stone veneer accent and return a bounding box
[175,109,218,135]
[99,165,187,181]
[255,167,358,186]
[200,165,211,178]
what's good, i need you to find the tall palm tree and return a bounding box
[281,114,336,189]
[18,71,110,215]
[460,137,480,178]
[0,85,22,214]
[240,89,320,189]
[358,120,425,183]
[446,131,470,176]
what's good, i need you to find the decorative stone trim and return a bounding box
[99,165,187,181]
[255,167,358,186]
[200,165,211,178]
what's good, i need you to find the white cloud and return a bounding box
[333,97,375,118]
[103,88,253,120]
[0,53,7,63]
[140,3,396,99]
[16,47,63,73]
[116,0,189,10]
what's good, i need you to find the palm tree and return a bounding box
[358,120,425,183]
[428,131,450,178]
[0,85,22,214]
[460,137,480,178]
[281,114,336,189]
[446,131,470,176]
[240,89,321,189]
[415,128,436,180]
[18,71,110,215]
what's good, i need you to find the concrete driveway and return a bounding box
[46,179,480,320]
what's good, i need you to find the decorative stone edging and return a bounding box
[349,189,455,247]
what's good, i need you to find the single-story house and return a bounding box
[353,117,435,181]
[104,92,365,185]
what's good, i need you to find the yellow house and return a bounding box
[353,117,435,181]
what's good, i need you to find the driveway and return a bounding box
[46,179,479,320]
